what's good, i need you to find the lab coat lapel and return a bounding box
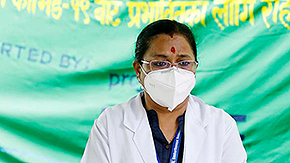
[183,97,208,163]
[123,93,158,163]
[133,114,158,163]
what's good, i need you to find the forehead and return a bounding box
[144,34,194,59]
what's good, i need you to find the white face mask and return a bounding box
[140,66,196,111]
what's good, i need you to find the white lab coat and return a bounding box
[81,93,247,163]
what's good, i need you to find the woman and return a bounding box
[81,19,247,163]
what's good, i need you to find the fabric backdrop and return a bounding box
[0,0,289,162]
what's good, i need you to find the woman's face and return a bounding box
[134,33,196,84]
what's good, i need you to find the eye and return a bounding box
[178,61,190,67]
[152,61,167,67]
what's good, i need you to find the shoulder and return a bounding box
[188,96,247,161]
[95,94,141,127]
[189,95,236,129]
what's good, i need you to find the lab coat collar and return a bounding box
[182,96,209,163]
[124,93,158,163]
[123,93,210,163]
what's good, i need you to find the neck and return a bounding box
[143,91,188,142]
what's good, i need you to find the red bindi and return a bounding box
[170,34,173,38]
[171,47,175,53]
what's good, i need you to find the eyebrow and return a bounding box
[177,54,193,58]
[152,54,168,58]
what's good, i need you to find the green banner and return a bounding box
[0,0,289,162]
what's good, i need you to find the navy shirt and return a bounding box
[141,94,185,163]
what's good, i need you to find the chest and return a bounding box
[106,122,224,163]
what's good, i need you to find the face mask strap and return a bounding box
[139,64,148,76]
[137,64,148,92]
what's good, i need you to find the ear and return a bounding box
[133,60,141,77]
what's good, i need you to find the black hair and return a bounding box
[135,19,198,64]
